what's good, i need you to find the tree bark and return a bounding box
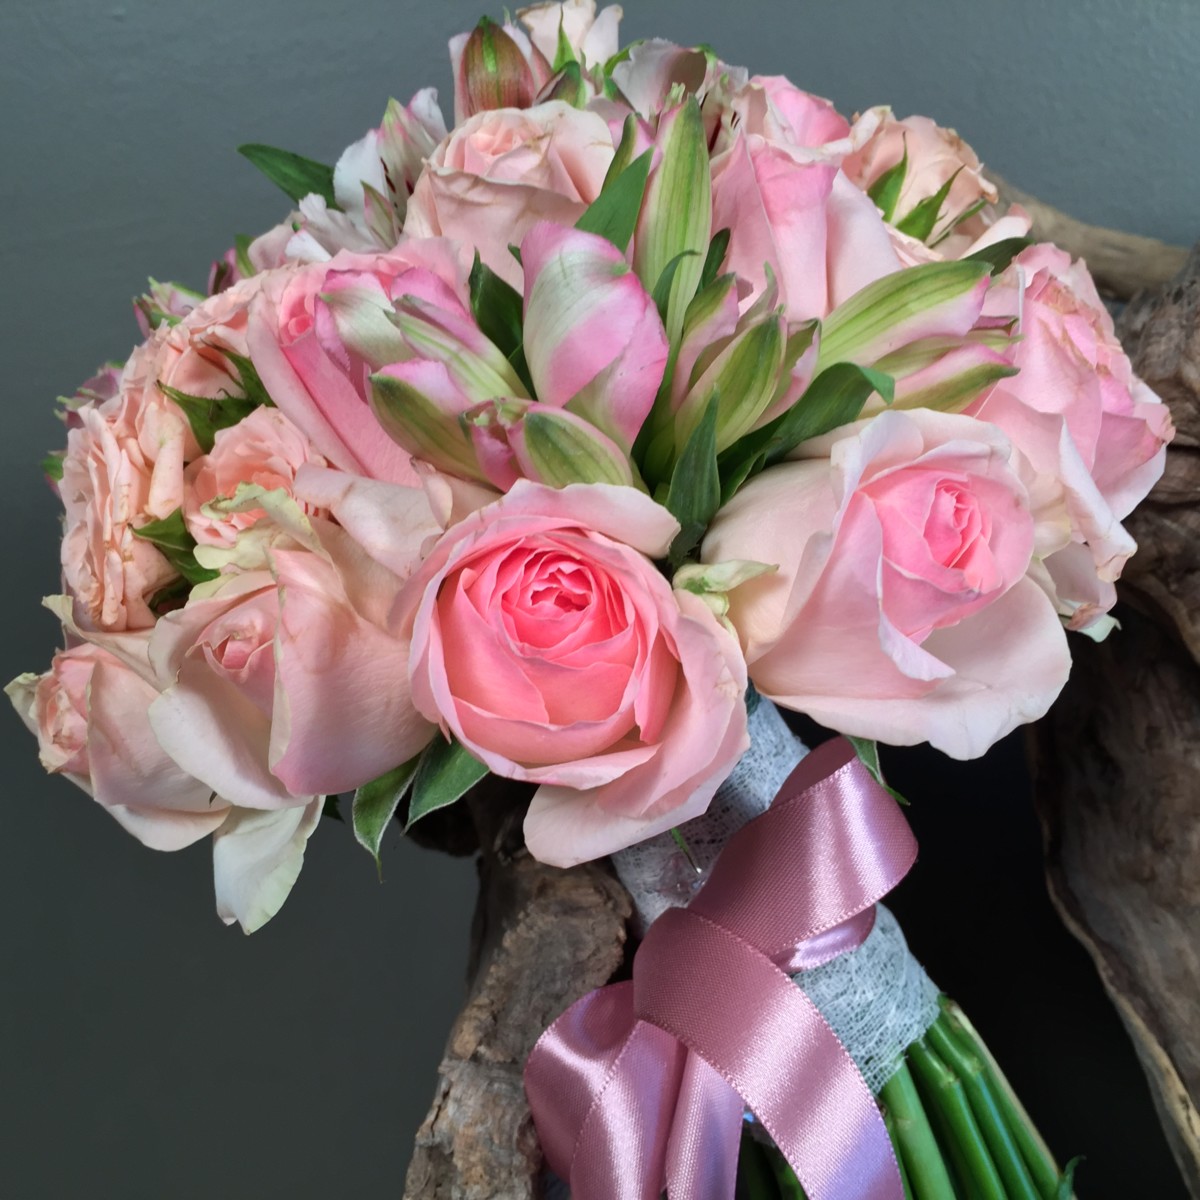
[402,782,632,1200]
[1032,245,1200,1195]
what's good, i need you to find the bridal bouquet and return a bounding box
[10,1,1172,1196]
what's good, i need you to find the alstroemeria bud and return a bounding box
[673,558,777,632]
[817,259,991,370]
[522,221,668,451]
[466,399,635,490]
[455,17,538,119]
[369,362,485,481]
[870,329,1017,416]
[134,279,203,335]
[633,94,712,343]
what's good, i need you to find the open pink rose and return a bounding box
[968,244,1173,623]
[711,132,901,322]
[399,481,749,865]
[843,110,999,249]
[703,409,1070,759]
[183,407,329,548]
[7,640,226,850]
[247,240,472,485]
[404,102,615,288]
[148,498,438,807]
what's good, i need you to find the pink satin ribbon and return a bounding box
[524,737,918,1200]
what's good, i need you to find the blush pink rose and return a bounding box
[399,481,749,866]
[247,241,473,486]
[711,131,902,322]
[968,244,1173,622]
[183,407,329,548]
[843,110,999,249]
[404,102,615,289]
[703,409,1070,759]
[147,500,439,808]
[6,640,226,850]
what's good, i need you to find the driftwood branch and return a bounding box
[1032,245,1200,1195]
[990,174,1189,300]
[403,780,632,1199]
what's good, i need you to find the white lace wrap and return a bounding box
[610,698,939,1095]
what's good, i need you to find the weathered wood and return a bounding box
[1032,245,1200,1195]
[991,173,1189,300]
[403,781,632,1200]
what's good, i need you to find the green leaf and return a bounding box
[552,14,577,71]
[131,508,220,586]
[237,143,338,208]
[698,228,731,293]
[159,383,260,456]
[353,757,420,871]
[233,234,255,279]
[867,141,908,223]
[469,252,524,360]
[846,736,908,805]
[148,575,191,617]
[717,363,893,501]
[576,149,653,253]
[406,736,489,830]
[1054,1156,1082,1200]
[41,451,65,482]
[895,167,962,242]
[601,114,639,190]
[964,236,1033,275]
[651,251,701,323]
[665,393,720,568]
[223,351,273,409]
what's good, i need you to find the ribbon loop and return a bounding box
[525,737,917,1200]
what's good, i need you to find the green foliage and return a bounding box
[576,149,653,253]
[353,758,420,871]
[665,394,720,567]
[237,143,338,208]
[406,736,489,830]
[131,509,219,586]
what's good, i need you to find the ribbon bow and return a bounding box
[524,737,918,1200]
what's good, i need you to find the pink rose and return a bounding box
[715,76,854,158]
[405,102,615,288]
[6,640,225,850]
[59,403,180,631]
[843,110,999,249]
[711,132,902,322]
[148,501,438,807]
[968,244,1173,621]
[399,481,749,866]
[246,241,472,485]
[183,407,329,548]
[703,409,1070,759]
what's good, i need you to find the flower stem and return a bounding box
[881,1101,915,1200]
[927,1017,1041,1200]
[938,999,1066,1199]
[879,1063,958,1200]
[908,1037,1007,1200]
[737,1129,782,1200]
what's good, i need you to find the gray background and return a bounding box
[1,1,1196,1197]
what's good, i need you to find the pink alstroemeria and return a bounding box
[522,221,669,452]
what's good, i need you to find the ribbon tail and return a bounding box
[665,1051,744,1200]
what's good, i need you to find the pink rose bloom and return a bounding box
[711,132,902,322]
[6,640,225,850]
[405,102,615,289]
[59,403,180,631]
[843,110,999,249]
[247,240,472,485]
[518,0,623,69]
[714,76,855,160]
[703,409,1071,759]
[968,244,1173,621]
[398,481,749,866]
[183,407,329,548]
[609,39,747,120]
[148,500,438,808]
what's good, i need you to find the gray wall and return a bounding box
[1,2,1196,1197]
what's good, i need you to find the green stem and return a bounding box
[939,999,1065,1200]
[881,1103,915,1200]
[763,1143,808,1200]
[737,1130,782,1200]
[879,1063,958,1200]
[908,1038,1007,1200]
[927,1018,1041,1200]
